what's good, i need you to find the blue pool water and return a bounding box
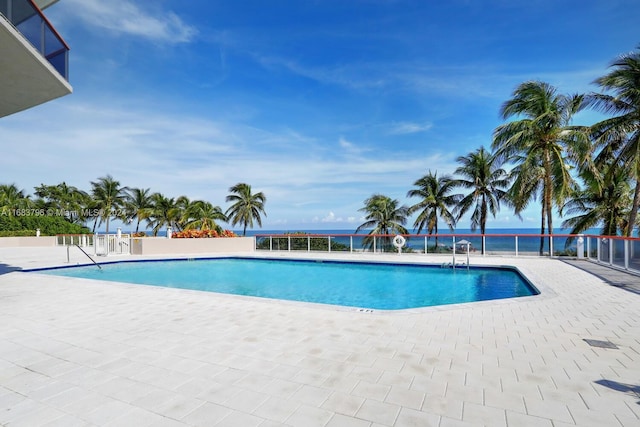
[36,258,539,310]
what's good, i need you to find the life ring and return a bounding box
[392,235,406,248]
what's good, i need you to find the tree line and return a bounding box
[0,178,266,237]
[356,45,640,254]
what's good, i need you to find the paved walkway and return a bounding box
[561,259,640,295]
[0,248,639,426]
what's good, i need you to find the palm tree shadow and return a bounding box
[594,379,640,405]
[0,263,22,275]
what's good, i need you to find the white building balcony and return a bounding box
[0,0,71,118]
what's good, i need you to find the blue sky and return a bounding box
[1,0,638,231]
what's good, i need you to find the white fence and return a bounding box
[57,233,130,256]
[94,233,130,256]
[56,234,94,247]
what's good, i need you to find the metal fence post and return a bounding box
[625,239,629,270]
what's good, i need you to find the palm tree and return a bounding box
[34,182,89,224]
[225,183,267,236]
[0,184,31,212]
[182,200,227,232]
[407,171,460,247]
[90,175,128,233]
[492,81,589,253]
[147,193,181,236]
[561,161,630,236]
[355,194,409,251]
[174,195,192,231]
[452,147,509,254]
[124,188,153,233]
[586,45,640,236]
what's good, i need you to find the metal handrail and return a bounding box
[68,244,102,269]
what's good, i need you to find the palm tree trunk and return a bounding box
[480,199,487,255]
[543,149,553,255]
[547,200,554,255]
[626,177,640,236]
[434,223,439,249]
[546,185,554,255]
[539,203,546,256]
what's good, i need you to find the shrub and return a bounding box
[172,229,237,238]
[0,215,90,236]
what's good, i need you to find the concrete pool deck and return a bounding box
[0,247,638,426]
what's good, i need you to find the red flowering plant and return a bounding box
[172,229,237,238]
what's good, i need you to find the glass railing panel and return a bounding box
[629,240,640,272]
[587,237,598,259]
[9,0,35,24]
[513,235,548,255]
[16,12,41,49]
[553,235,575,256]
[599,239,611,263]
[612,239,626,269]
[46,49,67,78]
[331,236,350,252]
[269,237,286,251]
[288,236,304,251]
[44,23,63,55]
[255,237,269,250]
[5,0,69,81]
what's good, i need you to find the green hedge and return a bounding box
[0,214,90,236]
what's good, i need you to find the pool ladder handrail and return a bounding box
[70,244,102,270]
[441,261,469,270]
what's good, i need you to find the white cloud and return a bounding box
[339,137,354,150]
[322,212,337,222]
[338,136,371,155]
[387,121,433,135]
[64,0,197,43]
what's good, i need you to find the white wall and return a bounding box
[130,237,255,255]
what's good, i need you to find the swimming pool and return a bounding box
[35,258,539,310]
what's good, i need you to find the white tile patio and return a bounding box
[0,247,638,426]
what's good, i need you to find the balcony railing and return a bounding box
[255,233,640,275]
[0,0,69,80]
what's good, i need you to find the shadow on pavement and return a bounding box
[561,259,640,296]
[594,379,640,405]
[0,263,22,275]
